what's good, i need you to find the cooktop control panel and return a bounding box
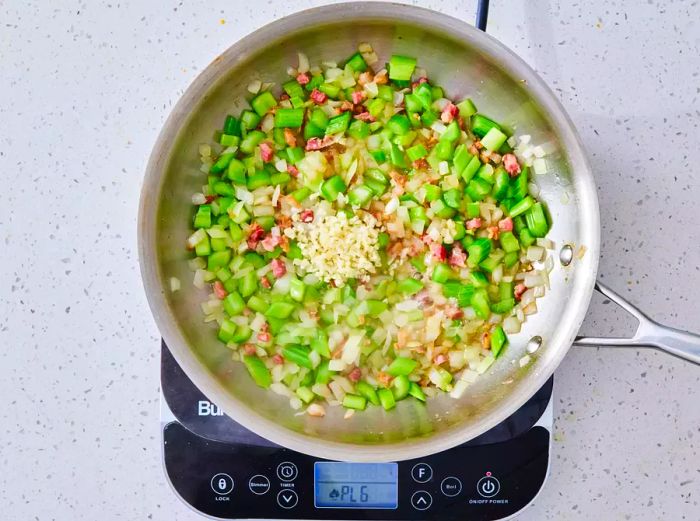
[164,422,549,520]
[161,342,551,520]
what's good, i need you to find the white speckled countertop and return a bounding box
[1,0,698,519]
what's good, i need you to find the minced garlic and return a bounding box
[284,210,382,286]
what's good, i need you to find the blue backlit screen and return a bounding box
[314,462,398,509]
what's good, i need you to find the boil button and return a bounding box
[441,476,462,497]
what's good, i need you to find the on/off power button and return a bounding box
[476,472,500,498]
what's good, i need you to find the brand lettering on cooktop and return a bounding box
[198,400,224,416]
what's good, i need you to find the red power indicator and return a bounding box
[485,471,492,477]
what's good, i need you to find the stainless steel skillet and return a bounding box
[138,2,700,462]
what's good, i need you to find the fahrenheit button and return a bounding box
[411,463,433,483]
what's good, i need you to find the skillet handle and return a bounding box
[573,282,700,365]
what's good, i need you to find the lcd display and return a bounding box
[314,462,398,509]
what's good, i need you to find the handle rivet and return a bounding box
[527,336,542,353]
[559,244,574,266]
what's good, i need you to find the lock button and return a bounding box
[211,473,235,495]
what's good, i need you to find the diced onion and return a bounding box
[503,316,521,334]
[247,79,262,94]
[297,52,309,73]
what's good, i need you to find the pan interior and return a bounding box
[141,3,598,461]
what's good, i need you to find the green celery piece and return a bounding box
[310,330,331,358]
[345,52,368,72]
[408,382,426,402]
[388,54,417,81]
[441,120,460,142]
[223,114,242,136]
[356,381,380,406]
[461,154,482,183]
[325,111,351,135]
[250,91,277,117]
[392,375,410,400]
[467,238,492,268]
[525,202,549,237]
[397,278,423,295]
[320,175,348,202]
[378,388,396,410]
[499,231,520,253]
[387,114,411,135]
[274,108,304,128]
[470,289,491,320]
[194,205,212,228]
[282,344,313,369]
[509,195,534,217]
[431,263,453,284]
[210,153,235,174]
[342,394,367,411]
[457,98,477,118]
[471,114,500,138]
[296,386,315,404]
[490,326,508,357]
[242,355,272,388]
[266,301,296,319]
[217,319,236,343]
[481,127,508,151]
[387,357,418,376]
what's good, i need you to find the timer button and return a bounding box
[410,490,432,510]
[410,463,433,483]
[476,472,500,498]
[276,462,298,481]
[277,489,299,509]
[210,473,234,495]
[440,476,462,497]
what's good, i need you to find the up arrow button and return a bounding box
[410,490,433,510]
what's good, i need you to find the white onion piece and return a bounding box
[297,52,309,73]
[523,272,544,287]
[188,257,206,271]
[247,79,262,94]
[523,301,538,315]
[537,238,555,250]
[328,381,346,402]
[526,246,545,262]
[503,316,522,334]
[533,158,547,175]
[449,379,469,399]
[191,193,206,205]
[193,269,206,289]
[328,359,347,372]
[270,383,293,398]
[342,333,364,365]
[492,265,503,283]
[520,288,536,306]
[250,313,266,332]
